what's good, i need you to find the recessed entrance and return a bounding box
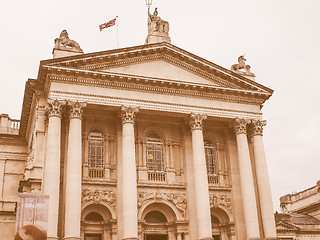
[145,234,168,240]
[84,233,102,240]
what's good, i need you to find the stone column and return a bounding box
[189,113,213,240]
[120,106,139,240]
[250,120,277,240]
[64,101,86,240]
[43,99,64,240]
[233,118,260,240]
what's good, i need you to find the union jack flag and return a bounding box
[99,18,116,31]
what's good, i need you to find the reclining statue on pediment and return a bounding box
[231,55,255,76]
[54,30,83,52]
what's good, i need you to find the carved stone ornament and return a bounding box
[120,106,139,124]
[148,8,169,34]
[54,30,83,53]
[138,192,187,219]
[233,118,249,135]
[210,194,232,214]
[68,101,87,120]
[250,120,266,136]
[231,55,255,77]
[45,99,65,118]
[189,113,207,131]
[82,189,116,209]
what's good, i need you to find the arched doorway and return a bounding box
[144,211,168,240]
[81,204,115,240]
[211,207,234,240]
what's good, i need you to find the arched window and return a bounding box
[88,129,104,168]
[145,211,167,223]
[146,132,164,171]
[204,138,216,174]
[85,212,104,222]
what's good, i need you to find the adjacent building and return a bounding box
[276,180,320,240]
[0,8,277,240]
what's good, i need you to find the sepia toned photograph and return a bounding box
[0,0,319,239]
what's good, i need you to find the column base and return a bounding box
[47,237,59,240]
[63,237,81,240]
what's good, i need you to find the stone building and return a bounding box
[0,9,277,240]
[275,180,320,240]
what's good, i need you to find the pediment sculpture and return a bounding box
[54,30,83,53]
[231,55,255,77]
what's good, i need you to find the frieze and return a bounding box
[82,189,116,209]
[138,192,187,219]
[50,90,263,120]
[48,75,267,106]
[209,194,232,214]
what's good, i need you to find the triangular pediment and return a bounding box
[40,42,273,98]
[101,59,221,86]
[276,221,299,231]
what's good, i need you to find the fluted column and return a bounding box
[250,120,277,240]
[189,113,213,240]
[234,118,260,240]
[120,106,139,240]
[64,101,86,240]
[43,99,65,240]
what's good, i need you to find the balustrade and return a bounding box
[88,167,105,179]
[148,171,166,182]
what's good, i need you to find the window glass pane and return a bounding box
[88,129,104,168]
[204,138,216,174]
[146,132,164,171]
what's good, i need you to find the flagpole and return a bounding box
[116,16,119,48]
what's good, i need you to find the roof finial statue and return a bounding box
[145,1,171,44]
[53,30,84,58]
[231,55,255,80]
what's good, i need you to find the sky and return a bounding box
[0,0,319,211]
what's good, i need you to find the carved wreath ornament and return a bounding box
[82,189,116,209]
[138,192,187,219]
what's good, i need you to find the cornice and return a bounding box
[40,42,273,95]
[49,90,263,120]
[79,54,242,90]
[46,68,270,104]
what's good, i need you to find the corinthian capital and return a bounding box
[250,120,266,136]
[120,106,139,124]
[233,118,249,135]
[46,99,66,118]
[68,101,87,120]
[189,113,207,131]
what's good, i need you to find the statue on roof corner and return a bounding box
[54,30,83,53]
[231,55,255,78]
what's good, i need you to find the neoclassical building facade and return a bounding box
[0,11,277,240]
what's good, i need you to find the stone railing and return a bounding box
[88,167,105,179]
[0,114,20,135]
[208,173,229,187]
[148,171,166,182]
[208,174,219,185]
